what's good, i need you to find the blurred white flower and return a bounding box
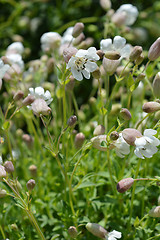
[40,32,61,52]
[134,129,160,159]
[0,58,10,79]
[112,133,130,158]
[100,36,131,59]
[7,42,24,55]
[116,4,138,26]
[28,86,53,105]
[6,53,24,71]
[66,47,100,81]
[91,134,107,151]
[61,27,74,45]
[31,98,51,116]
[105,230,122,240]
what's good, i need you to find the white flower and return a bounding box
[40,32,61,51]
[31,98,51,116]
[0,58,10,79]
[116,4,138,26]
[6,53,24,71]
[66,47,100,81]
[100,36,131,59]
[28,86,53,105]
[91,135,107,151]
[61,27,74,45]
[7,42,24,55]
[105,230,122,240]
[134,129,160,159]
[112,133,130,158]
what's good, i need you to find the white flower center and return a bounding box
[75,57,87,71]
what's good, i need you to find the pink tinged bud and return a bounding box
[4,161,14,173]
[74,132,85,149]
[73,33,85,46]
[117,178,134,193]
[63,47,78,63]
[142,101,160,113]
[13,90,24,101]
[86,223,107,239]
[129,46,143,61]
[0,189,7,198]
[122,128,142,146]
[149,206,160,217]
[120,108,132,120]
[110,131,119,140]
[93,125,105,136]
[105,51,121,60]
[153,72,160,98]
[22,95,35,106]
[29,164,37,177]
[148,38,160,61]
[72,22,84,38]
[68,226,78,238]
[26,179,36,191]
[0,165,7,180]
[67,115,77,127]
[31,98,51,116]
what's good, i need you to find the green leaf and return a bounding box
[77,181,96,189]
[115,75,124,82]
[134,216,140,227]
[130,84,135,92]
[2,121,10,130]
[56,87,63,99]
[127,73,135,88]
[100,106,107,115]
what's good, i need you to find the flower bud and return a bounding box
[153,72,160,98]
[110,131,119,140]
[74,132,85,149]
[0,165,7,180]
[142,101,160,113]
[92,67,101,79]
[149,206,160,217]
[148,37,160,61]
[72,22,84,38]
[22,95,35,106]
[63,47,78,63]
[26,179,36,191]
[129,46,143,61]
[86,223,107,239]
[73,33,85,46]
[13,90,24,101]
[96,50,104,59]
[31,98,51,116]
[111,12,126,27]
[68,226,78,238]
[11,223,18,231]
[93,125,105,136]
[122,128,142,146]
[103,57,120,75]
[67,115,77,127]
[135,53,144,65]
[0,189,7,198]
[100,0,111,10]
[4,161,14,173]
[22,134,34,147]
[117,178,134,193]
[105,51,121,60]
[78,37,94,49]
[29,164,37,177]
[137,73,146,81]
[120,108,132,120]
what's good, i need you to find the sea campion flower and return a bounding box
[114,4,138,26]
[6,42,24,55]
[111,133,130,158]
[100,36,131,60]
[28,87,53,105]
[66,47,100,81]
[61,27,74,45]
[40,32,61,52]
[6,53,24,72]
[0,58,10,79]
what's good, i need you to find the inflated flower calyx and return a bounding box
[13,90,24,101]
[148,37,160,61]
[93,125,105,136]
[86,223,107,239]
[68,226,78,238]
[105,51,121,60]
[73,33,85,46]
[22,95,35,106]
[117,178,134,193]
[63,47,78,63]
[100,0,111,10]
[153,72,160,98]
[26,179,36,191]
[0,165,7,180]
[92,67,101,79]
[67,115,77,127]
[142,101,160,113]
[72,22,84,38]
[31,99,51,116]
[135,53,144,65]
[120,108,132,120]
[29,165,37,177]
[74,132,85,149]
[0,189,7,198]
[129,46,143,61]
[110,131,119,140]
[4,161,14,173]
[149,206,160,217]
[122,128,142,146]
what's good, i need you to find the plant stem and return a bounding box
[0,225,6,239]
[107,147,117,196]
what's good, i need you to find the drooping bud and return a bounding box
[72,22,84,38]
[26,179,36,191]
[153,72,160,98]
[67,115,77,127]
[100,0,111,10]
[96,50,104,59]
[0,165,7,180]
[86,223,107,239]
[148,37,160,61]
[122,128,142,146]
[93,125,105,136]
[68,226,78,238]
[29,165,37,177]
[31,98,51,116]
[142,101,160,113]
[74,132,85,149]
[22,95,35,106]
[149,206,160,217]
[13,90,24,101]
[105,51,121,60]
[110,131,119,140]
[4,161,14,173]
[129,46,143,61]
[92,67,101,79]
[0,189,7,198]
[117,178,134,193]
[63,47,77,63]
[120,108,132,120]
[73,33,85,46]
[135,53,144,65]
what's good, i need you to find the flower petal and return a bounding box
[120,44,131,58]
[76,49,87,58]
[144,129,157,137]
[35,87,45,96]
[100,39,112,52]
[134,148,144,159]
[113,36,126,50]
[85,61,98,72]
[135,137,146,147]
[87,47,100,60]
[71,67,83,81]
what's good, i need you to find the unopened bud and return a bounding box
[93,125,105,136]
[120,108,132,120]
[72,22,84,38]
[4,161,14,173]
[63,47,77,63]
[137,73,146,81]
[122,128,142,146]
[117,178,134,193]
[92,67,101,79]
[0,165,7,180]
[105,51,121,60]
[11,223,18,231]
[100,0,111,10]
[73,33,85,46]
[129,46,143,61]
[22,95,35,106]
[111,12,126,27]
[67,115,77,127]
[153,72,160,98]
[78,37,94,49]
[26,179,36,191]
[86,223,107,239]
[135,53,144,65]
[13,90,24,101]
[142,101,160,113]
[148,37,160,61]
[149,206,160,217]
[29,165,37,177]
[96,50,104,59]
[22,134,34,147]
[110,131,119,140]
[31,98,51,116]
[68,226,78,238]
[74,132,85,149]
[0,189,7,198]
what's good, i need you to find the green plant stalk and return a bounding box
[107,147,117,196]
[135,113,151,129]
[0,224,6,239]
[105,74,109,132]
[5,129,13,162]
[98,78,105,124]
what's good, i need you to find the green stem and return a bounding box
[135,113,151,129]
[105,74,109,132]
[0,225,5,239]
[5,129,13,161]
[107,147,117,196]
